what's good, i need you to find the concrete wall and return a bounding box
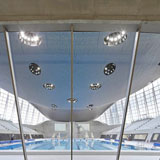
[26,120,118,138]
[0,0,160,21]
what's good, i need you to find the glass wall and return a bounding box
[95,32,160,159]
[0,32,24,159]
[72,31,134,155]
[97,78,160,125]
[0,88,48,124]
[118,32,160,159]
[8,31,72,154]
[0,27,160,160]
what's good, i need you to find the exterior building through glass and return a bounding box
[0,88,48,125]
[97,77,160,125]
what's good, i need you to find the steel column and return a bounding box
[151,83,159,116]
[142,89,150,117]
[70,24,74,160]
[104,112,108,123]
[24,104,30,123]
[116,28,141,160]
[135,93,141,119]
[115,103,120,123]
[3,28,28,160]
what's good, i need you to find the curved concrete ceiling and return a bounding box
[32,103,113,122]
[0,31,160,121]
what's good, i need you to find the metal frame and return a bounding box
[128,102,134,122]
[70,24,74,160]
[104,112,108,123]
[135,93,141,119]
[3,27,28,160]
[114,103,120,123]
[2,93,9,119]
[10,101,16,121]
[142,88,150,117]
[151,83,159,116]
[116,27,141,160]
[24,104,30,123]
[109,109,114,124]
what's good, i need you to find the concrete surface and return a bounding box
[0,0,160,21]
[0,150,160,160]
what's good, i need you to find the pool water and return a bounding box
[27,139,116,150]
[0,139,158,150]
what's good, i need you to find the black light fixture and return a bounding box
[29,63,41,75]
[87,104,94,111]
[104,63,116,76]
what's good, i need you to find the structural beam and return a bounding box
[116,27,141,160]
[70,24,74,160]
[0,0,160,21]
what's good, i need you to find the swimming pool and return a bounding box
[0,139,159,150]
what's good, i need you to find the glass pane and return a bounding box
[8,31,71,157]
[72,31,134,160]
[122,32,160,159]
[0,32,24,158]
[5,28,160,160]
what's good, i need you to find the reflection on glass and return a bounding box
[122,33,160,152]
[3,32,71,151]
[97,33,160,156]
[71,31,133,153]
[99,78,160,151]
[0,33,23,154]
[1,30,160,160]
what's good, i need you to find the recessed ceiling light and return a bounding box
[87,104,94,111]
[104,31,127,46]
[29,63,41,75]
[51,104,57,110]
[18,31,42,46]
[90,83,102,90]
[104,63,116,76]
[67,98,77,103]
[43,83,55,90]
